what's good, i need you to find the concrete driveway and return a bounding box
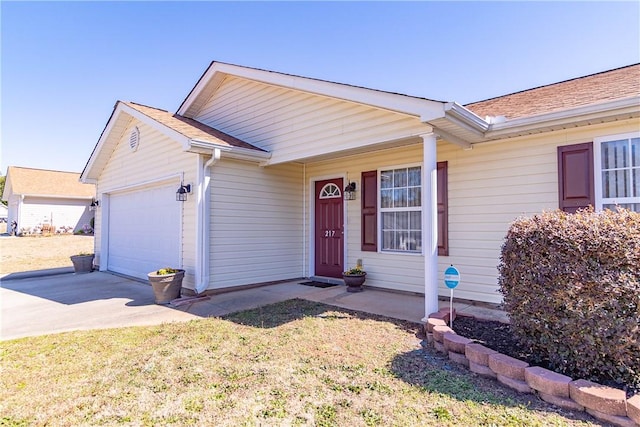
[1,272,203,340]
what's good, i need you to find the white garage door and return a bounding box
[107,183,181,279]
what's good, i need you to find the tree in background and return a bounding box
[0,175,5,206]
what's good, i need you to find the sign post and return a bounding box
[444,265,461,327]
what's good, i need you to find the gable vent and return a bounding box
[129,126,140,151]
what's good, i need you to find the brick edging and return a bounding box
[425,310,639,427]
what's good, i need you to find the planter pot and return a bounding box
[147,270,185,304]
[70,254,94,274]
[343,273,366,292]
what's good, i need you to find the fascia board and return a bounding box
[82,102,192,183]
[20,194,94,201]
[485,97,640,139]
[178,62,446,121]
[186,138,271,163]
[444,102,490,133]
[121,104,191,149]
[81,102,129,183]
[224,146,272,164]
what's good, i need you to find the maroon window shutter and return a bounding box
[437,161,449,256]
[361,170,377,251]
[557,142,595,213]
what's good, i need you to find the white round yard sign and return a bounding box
[444,265,461,289]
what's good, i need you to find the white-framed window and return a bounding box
[594,132,640,212]
[379,165,422,252]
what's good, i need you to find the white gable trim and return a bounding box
[178,62,447,122]
[81,101,272,183]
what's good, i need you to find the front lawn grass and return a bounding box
[1,299,596,426]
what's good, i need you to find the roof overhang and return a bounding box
[81,101,273,183]
[428,96,640,146]
[18,194,94,200]
[177,61,448,123]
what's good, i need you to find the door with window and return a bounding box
[314,178,344,277]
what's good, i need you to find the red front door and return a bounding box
[314,178,344,278]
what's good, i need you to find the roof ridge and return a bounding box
[465,63,640,107]
[7,166,82,175]
[125,101,170,113]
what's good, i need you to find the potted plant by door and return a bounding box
[342,266,366,292]
[147,268,185,304]
[70,253,95,274]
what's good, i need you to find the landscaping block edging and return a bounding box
[425,309,640,427]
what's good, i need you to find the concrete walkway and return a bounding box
[1,271,507,341]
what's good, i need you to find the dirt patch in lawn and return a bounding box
[0,234,94,274]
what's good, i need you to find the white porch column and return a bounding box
[421,132,439,318]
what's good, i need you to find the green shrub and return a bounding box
[498,208,640,390]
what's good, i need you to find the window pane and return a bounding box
[409,231,422,251]
[634,169,640,197]
[603,170,629,198]
[604,203,640,213]
[382,231,394,250]
[393,169,407,187]
[408,187,421,207]
[632,138,640,167]
[408,167,421,186]
[380,171,393,189]
[381,189,393,208]
[394,188,407,207]
[382,212,394,230]
[602,139,628,169]
[396,211,408,230]
[410,212,421,230]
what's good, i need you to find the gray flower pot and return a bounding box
[343,273,366,292]
[70,254,94,274]
[147,270,185,304]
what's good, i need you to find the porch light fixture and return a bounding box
[89,199,100,211]
[344,182,357,201]
[176,184,192,202]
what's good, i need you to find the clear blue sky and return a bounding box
[1,1,639,174]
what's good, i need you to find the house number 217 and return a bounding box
[324,230,336,237]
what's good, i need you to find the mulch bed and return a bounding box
[451,315,639,397]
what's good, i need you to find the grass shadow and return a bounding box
[222,298,421,335]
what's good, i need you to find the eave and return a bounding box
[177,61,447,123]
[429,96,640,146]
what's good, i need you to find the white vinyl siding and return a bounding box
[95,119,198,289]
[193,76,430,165]
[209,159,304,289]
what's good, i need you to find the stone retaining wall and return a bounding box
[425,310,640,427]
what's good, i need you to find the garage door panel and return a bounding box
[108,184,180,279]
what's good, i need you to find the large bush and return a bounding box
[498,208,640,390]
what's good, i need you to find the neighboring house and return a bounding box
[2,167,96,235]
[81,62,639,317]
[0,204,8,223]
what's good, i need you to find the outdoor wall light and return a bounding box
[344,182,357,201]
[176,184,192,202]
[89,199,100,211]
